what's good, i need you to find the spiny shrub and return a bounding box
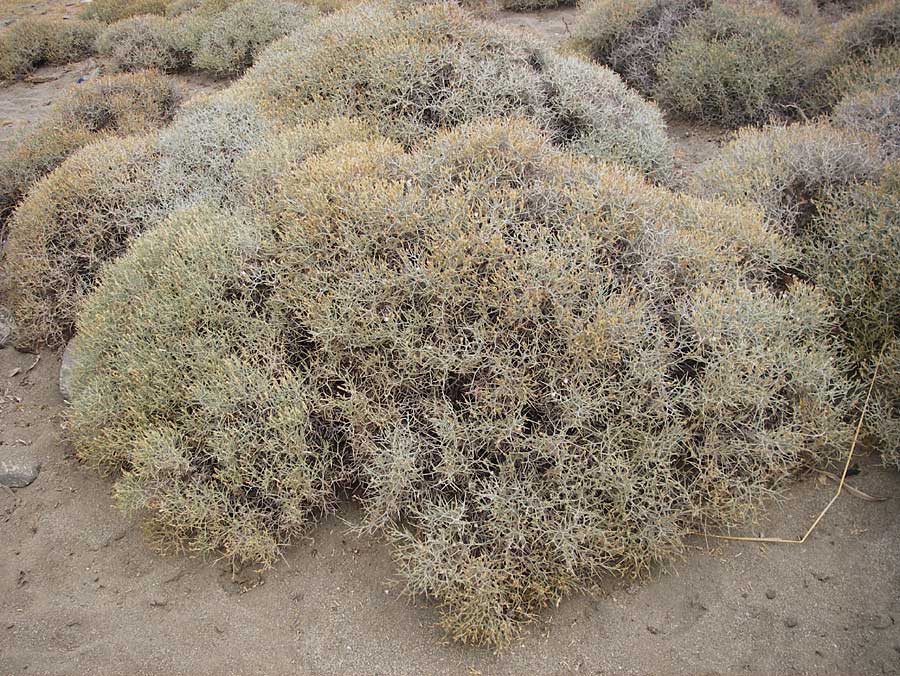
[868,338,900,469]
[802,165,899,364]
[0,135,172,348]
[155,90,276,205]
[166,0,237,16]
[655,1,820,124]
[834,0,900,55]
[80,0,170,23]
[0,17,100,82]
[191,0,318,76]
[2,89,272,347]
[698,125,898,466]
[501,0,576,9]
[235,1,673,179]
[68,205,347,565]
[571,0,710,94]
[0,71,180,223]
[832,82,900,159]
[95,15,192,72]
[233,116,380,212]
[694,122,881,234]
[71,118,850,647]
[811,45,900,111]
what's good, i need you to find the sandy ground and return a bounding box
[1,4,899,675]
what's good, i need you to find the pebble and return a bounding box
[785,616,799,628]
[766,589,777,600]
[0,448,41,488]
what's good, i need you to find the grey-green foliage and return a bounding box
[0,17,100,81]
[832,81,900,160]
[80,0,169,23]
[694,122,882,234]
[68,205,347,565]
[236,1,674,180]
[803,165,900,364]
[1,89,271,347]
[191,0,318,76]
[654,1,821,124]
[71,117,850,647]
[95,15,193,72]
[97,0,318,75]
[571,0,710,94]
[0,71,180,224]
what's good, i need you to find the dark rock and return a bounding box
[766,589,777,600]
[785,616,798,628]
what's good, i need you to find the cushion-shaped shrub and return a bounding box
[71,118,850,647]
[80,0,170,23]
[68,205,347,565]
[501,0,576,9]
[2,89,271,347]
[571,0,709,94]
[699,125,898,465]
[654,1,820,124]
[802,165,900,363]
[0,135,172,347]
[235,1,673,179]
[0,17,100,81]
[95,15,192,72]
[811,44,900,111]
[191,0,318,76]
[834,0,900,55]
[0,71,180,223]
[694,122,881,233]
[832,81,900,159]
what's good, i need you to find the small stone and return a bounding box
[647,625,660,635]
[871,614,893,630]
[785,616,798,628]
[765,589,777,600]
[149,596,168,608]
[59,338,80,402]
[0,448,41,488]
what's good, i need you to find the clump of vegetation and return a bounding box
[0,71,180,224]
[0,135,172,348]
[95,15,192,72]
[69,117,850,647]
[869,338,899,470]
[97,0,319,75]
[235,1,673,179]
[191,0,318,76]
[0,17,101,82]
[1,89,272,347]
[833,0,900,54]
[68,205,348,565]
[501,0,575,9]
[571,0,710,94]
[699,125,898,465]
[832,82,900,159]
[80,0,170,23]
[811,45,900,111]
[802,165,899,364]
[654,1,821,124]
[694,122,881,233]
